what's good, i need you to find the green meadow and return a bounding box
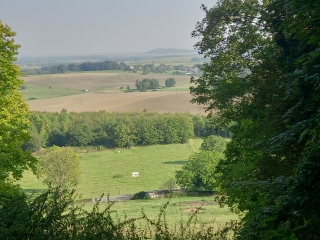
[87,196,238,227]
[20,81,82,101]
[19,139,203,199]
[18,139,237,226]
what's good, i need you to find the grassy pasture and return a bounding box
[19,139,203,199]
[85,196,238,227]
[20,82,82,101]
[19,139,237,226]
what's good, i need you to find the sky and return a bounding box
[0,1,216,57]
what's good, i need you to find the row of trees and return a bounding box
[25,111,230,152]
[134,78,176,91]
[135,78,159,91]
[23,60,200,76]
[25,61,123,74]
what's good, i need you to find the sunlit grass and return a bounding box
[19,139,203,199]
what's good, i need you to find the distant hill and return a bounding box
[145,48,196,54]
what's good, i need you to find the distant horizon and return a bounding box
[0,1,216,57]
[17,47,198,59]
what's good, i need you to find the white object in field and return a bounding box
[132,172,139,178]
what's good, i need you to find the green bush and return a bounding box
[200,135,227,153]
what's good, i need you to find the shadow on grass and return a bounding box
[163,160,188,165]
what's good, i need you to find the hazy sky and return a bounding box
[0,1,216,57]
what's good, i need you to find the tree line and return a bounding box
[24,61,123,74]
[24,111,230,152]
[22,60,200,76]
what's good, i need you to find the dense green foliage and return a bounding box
[25,60,122,74]
[165,78,176,87]
[200,135,227,153]
[176,151,223,191]
[0,21,36,202]
[25,111,230,151]
[135,78,159,91]
[0,187,237,239]
[191,0,320,238]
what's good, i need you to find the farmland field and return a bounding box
[21,71,206,114]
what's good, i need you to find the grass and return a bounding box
[18,139,239,227]
[20,82,82,101]
[158,87,191,91]
[19,139,203,199]
[83,196,238,226]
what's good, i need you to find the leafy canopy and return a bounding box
[190,0,320,238]
[175,151,223,191]
[0,21,36,193]
[200,135,227,153]
[37,146,81,192]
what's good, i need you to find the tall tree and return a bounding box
[37,146,81,194]
[190,0,320,238]
[0,21,36,200]
[165,78,176,87]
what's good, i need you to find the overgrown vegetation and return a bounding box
[190,0,320,238]
[0,188,239,239]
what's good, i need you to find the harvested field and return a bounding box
[22,72,206,114]
[21,72,193,91]
[28,91,207,114]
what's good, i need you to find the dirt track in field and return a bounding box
[28,91,207,114]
